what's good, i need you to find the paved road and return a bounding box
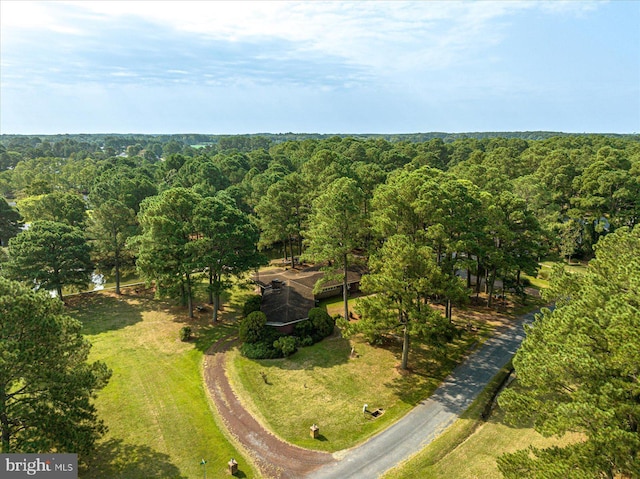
[307,311,537,479]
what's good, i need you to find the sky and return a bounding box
[1,1,639,135]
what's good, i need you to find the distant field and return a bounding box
[70,290,256,479]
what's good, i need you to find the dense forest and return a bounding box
[2,130,639,326]
[1,132,638,275]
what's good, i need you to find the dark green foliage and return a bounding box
[238,311,268,344]
[0,277,111,454]
[5,220,93,300]
[293,319,314,339]
[240,341,282,360]
[242,295,263,317]
[86,199,138,295]
[134,188,201,317]
[498,227,640,478]
[239,315,307,359]
[308,307,335,341]
[179,326,192,342]
[239,325,284,359]
[0,197,23,247]
[273,336,297,357]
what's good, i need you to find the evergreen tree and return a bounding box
[498,226,640,478]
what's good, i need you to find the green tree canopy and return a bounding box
[255,172,308,265]
[134,188,201,317]
[304,177,365,320]
[17,191,87,227]
[86,199,138,295]
[351,234,453,370]
[0,197,23,247]
[5,221,93,300]
[191,192,264,321]
[498,226,640,478]
[0,277,111,453]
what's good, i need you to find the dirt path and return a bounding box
[203,337,333,478]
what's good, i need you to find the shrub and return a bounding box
[240,341,282,359]
[273,336,297,357]
[308,307,335,341]
[242,294,263,317]
[239,311,267,344]
[179,326,192,342]
[293,318,314,338]
[299,336,314,347]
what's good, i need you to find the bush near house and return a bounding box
[239,307,336,359]
[239,311,268,344]
[242,294,263,317]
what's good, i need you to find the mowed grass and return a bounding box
[69,290,257,479]
[383,376,582,479]
[227,304,507,452]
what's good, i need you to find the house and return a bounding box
[252,266,362,333]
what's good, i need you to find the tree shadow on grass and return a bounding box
[382,338,467,407]
[69,292,148,335]
[263,334,352,371]
[193,321,238,353]
[79,438,186,479]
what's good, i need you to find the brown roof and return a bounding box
[252,267,361,324]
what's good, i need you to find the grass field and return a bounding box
[69,289,257,479]
[227,304,513,452]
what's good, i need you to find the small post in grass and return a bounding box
[228,458,238,475]
[200,459,207,479]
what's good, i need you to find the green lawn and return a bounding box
[69,292,257,479]
[227,307,500,452]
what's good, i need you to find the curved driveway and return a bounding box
[307,311,536,478]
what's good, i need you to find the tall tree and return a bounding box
[498,226,640,478]
[192,192,264,321]
[0,197,23,247]
[86,199,138,295]
[304,177,365,320]
[134,188,201,317]
[482,191,543,306]
[0,278,111,453]
[351,235,454,370]
[5,221,93,300]
[255,172,308,266]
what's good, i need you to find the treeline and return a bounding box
[3,131,638,164]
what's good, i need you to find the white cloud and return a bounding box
[1,1,602,79]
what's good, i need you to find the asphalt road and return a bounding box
[307,310,538,479]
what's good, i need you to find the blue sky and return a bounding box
[1,1,638,134]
